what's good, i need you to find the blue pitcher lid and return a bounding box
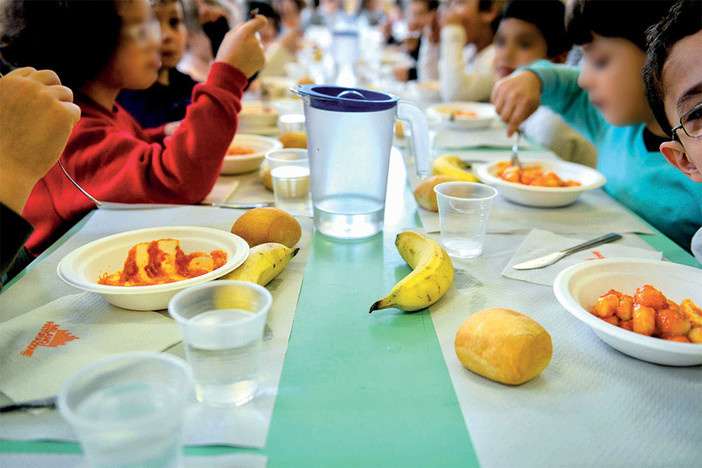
[294,85,398,112]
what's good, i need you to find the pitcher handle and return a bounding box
[397,100,430,178]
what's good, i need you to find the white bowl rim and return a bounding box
[428,101,496,118]
[553,258,702,356]
[476,159,607,193]
[56,226,249,295]
[225,134,283,161]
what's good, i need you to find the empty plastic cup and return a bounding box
[265,148,311,216]
[434,181,498,259]
[57,352,194,468]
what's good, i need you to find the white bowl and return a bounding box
[553,258,702,366]
[57,226,249,311]
[239,102,280,130]
[222,134,282,175]
[426,102,497,129]
[476,159,606,207]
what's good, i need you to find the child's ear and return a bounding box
[660,140,702,182]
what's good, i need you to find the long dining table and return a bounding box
[1,131,700,467]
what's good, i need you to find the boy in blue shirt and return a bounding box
[490,0,702,251]
[643,0,702,262]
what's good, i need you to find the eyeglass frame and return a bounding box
[671,102,702,141]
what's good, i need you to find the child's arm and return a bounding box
[492,60,607,143]
[439,24,494,102]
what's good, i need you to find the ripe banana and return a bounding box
[220,242,299,286]
[369,231,454,313]
[432,155,480,182]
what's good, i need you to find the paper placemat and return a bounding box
[425,232,700,467]
[0,293,182,402]
[0,452,267,468]
[502,229,663,286]
[0,205,313,449]
[201,177,240,205]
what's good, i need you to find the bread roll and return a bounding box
[455,308,552,385]
[413,175,456,211]
[231,207,301,248]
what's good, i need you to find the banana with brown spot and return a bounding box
[220,242,299,286]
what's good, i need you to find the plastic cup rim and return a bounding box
[434,181,498,202]
[57,352,194,431]
[264,148,309,165]
[168,280,273,331]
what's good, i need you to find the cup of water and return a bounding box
[434,181,498,259]
[168,281,272,407]
[57,352,194,468]
[265,148,311,216]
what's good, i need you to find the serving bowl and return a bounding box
[222,134,282,175]
[476,159,606,207]
[57,226,249,311]
[239,102,280,130]
[553,258,702,366]
[426,102,497,129]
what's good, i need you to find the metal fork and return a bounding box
[510,130,523,169]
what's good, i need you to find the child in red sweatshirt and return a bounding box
[0,0,267,254]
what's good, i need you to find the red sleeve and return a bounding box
[66,62,248,206]
[143,124,167,143]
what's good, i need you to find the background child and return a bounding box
[0,0,266,254]
[493,0,597,167]
[643,0,702,262]
[419,0,505,102]
[490,0,702,251]
[118,0,197,128]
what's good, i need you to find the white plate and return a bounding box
[57,226,249,310]
[239,102,280,128]
[426,102,497,129]
[222,134,282,175]
[476,159,606,207]
[553,258,702,366]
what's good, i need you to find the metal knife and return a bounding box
[512,233,622,270]
[0,396,56,413]
[211,202,272,209]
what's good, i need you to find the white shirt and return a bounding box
[692,227,702,265]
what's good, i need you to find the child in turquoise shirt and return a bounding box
[643,0,702,262]
[490,0,702,250]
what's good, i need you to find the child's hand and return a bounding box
[215,15,268,79]
[0,67,81,213]
[279,29,303,55]
[491,70,542,136]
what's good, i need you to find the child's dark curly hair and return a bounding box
[0,0,122,90]
[643,0,702,137]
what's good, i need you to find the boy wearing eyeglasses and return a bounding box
[490,0,702,252]
[643,0,702,263]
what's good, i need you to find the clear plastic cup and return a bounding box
[57,352,194,468]
[265,148,311,216]
[168,281,272,407]
[278,113,306,132]
[434,182,498,259]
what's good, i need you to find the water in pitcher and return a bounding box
[184,309,262,406]
[314,194,385,239]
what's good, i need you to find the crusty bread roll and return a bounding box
[413,175,456,212]
[455,308,552,385]
[231,207,301,248]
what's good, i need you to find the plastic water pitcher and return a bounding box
[290,85,430,240]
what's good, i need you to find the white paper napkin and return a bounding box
[0,293,181,403]
[502,229,663,286]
